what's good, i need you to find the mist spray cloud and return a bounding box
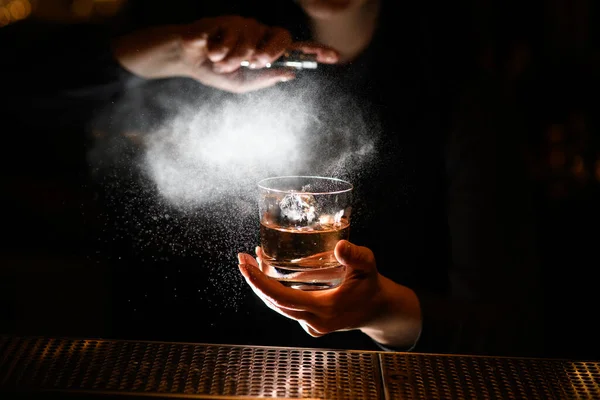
[141,79,377,210]
[89,74,380,312]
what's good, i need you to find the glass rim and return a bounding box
[257,175,353,195]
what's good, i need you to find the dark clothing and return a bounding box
[1,0,551,358]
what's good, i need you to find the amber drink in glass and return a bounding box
[257,176,353,290]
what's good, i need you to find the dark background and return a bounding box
[0,0,599,360]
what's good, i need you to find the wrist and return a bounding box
[360,275,422,348]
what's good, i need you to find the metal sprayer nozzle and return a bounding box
[241,50,318,70]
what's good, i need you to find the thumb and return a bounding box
[334,240,375,273]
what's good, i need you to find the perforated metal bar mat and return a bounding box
[379,352,600,399]
[1,335,599,399]
[0,336,382,399]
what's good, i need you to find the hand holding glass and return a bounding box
[257,176,353,291]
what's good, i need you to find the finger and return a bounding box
[192,68,295,94]
[255,292,315,322]
[238,262,315,311]
[215,20,265,72]
[255,246,263,258]
[205,24,240,63]
[255,246,265,264]
[288,41,339,64]
[260,295,300,320]
[334,240,376,273]
[238,24,273,69]
[185,19,235,63]
[238,263,310,311]
[243,271,310,321]
[238,252,259,267]
[242,69,296,87]
[256,26,293,66]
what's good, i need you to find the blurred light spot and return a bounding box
[0,6,10,26]
[93,0,124,17]
[2,0,123,24]
[71,0,93,18]
[123,131,143,145]
[0,0,31,26]
[19,0,30,16]
[595,159,600,182]
[8,0,30,20]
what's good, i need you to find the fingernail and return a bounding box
[280,76,294,82]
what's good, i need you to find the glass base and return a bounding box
[261,264,346,291]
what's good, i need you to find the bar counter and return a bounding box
[1,335,599,399]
